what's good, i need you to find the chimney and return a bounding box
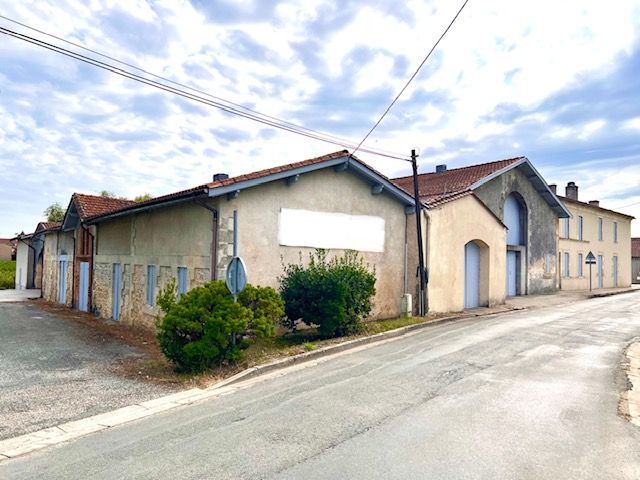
[213,173,229,182]
[548,184,557,195]
[565,181,578,201]
[436,164,447,173]
[588,200,600,207]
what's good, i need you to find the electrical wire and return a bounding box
[0,22,411,161]
[350,0,470,159]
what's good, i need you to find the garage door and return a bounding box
[465,241,481,308]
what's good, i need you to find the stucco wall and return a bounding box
[559,201,633,289]
[93,202,213,330]
[473,167,559,294]
[15,241,33,290]
[426,194,507,312]
[220,167,415,320]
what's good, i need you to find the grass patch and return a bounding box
[0,260,15,289]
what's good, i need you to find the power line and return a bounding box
[0,22,410,161]
[350,0,470,158]
[614,200,640,210]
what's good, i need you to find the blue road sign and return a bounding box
[226,256,247,297]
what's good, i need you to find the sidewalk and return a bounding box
[505,284,639,310]
[0,289,41,303]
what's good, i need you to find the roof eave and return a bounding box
[207,154,419,209]
[85,189,210,225]
[470,157,571,218]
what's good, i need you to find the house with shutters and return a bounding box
[43,194,135,308]
[393,157,570,312]
[83,151,418,330]
[552,182,634,290]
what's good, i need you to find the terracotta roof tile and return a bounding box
[86,150,353,221]
[556,195,636,220]
[393,157,524,207]
[73,193,137,221]
[632,238,640,258]
[36,222,62,232]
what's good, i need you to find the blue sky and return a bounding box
[1,0,639,237]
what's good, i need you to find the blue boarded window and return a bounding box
[147,265,156,305]
[563,252,570,278]
[614,222,618,243]
[578,216,583,241]
[598,217,603,241]
[177,267,188,296]
[578,253,583,277]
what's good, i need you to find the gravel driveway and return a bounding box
[0,302,178,440]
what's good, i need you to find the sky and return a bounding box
[1,0,639,237]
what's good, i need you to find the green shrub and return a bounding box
[0,261,15,289]
[279,250,376,337]
[156,280,284,372]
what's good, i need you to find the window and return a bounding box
[598,217,603,241]
[147,265,156,305]
[563,252,570,278]
[614,222,618,243]
[562,218,570,239]
[578,216,583,241]
[578,253,583,277]
[177,267,188,296]
[545,254,553,274]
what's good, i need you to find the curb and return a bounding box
[588,288,638,299]
[216,306,520,389]
[620,339,640,427]
[0,305,518,462]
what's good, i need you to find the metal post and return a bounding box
[589,263,592,292]
[411,149,426,316]
[232,210,238,303]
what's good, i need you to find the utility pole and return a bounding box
[411,149,427,316]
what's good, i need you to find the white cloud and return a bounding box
[0,0,640,236]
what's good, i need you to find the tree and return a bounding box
[134,193,153,202]
[43,203,65,222]
[100,190,116,197]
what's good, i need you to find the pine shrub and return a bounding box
[156,280,284,372]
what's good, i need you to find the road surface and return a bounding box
[2,292,640,479]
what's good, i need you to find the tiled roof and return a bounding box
[73,193,137,221]
[86,150,357,221]
[36,222,62,232]
[556,196,636,220]
[0,238,15,246]
[632,238,640,258]
[393,157,524,207]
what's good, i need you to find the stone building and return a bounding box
[632,238,640,284]
[41,194,135,308]
[393,157,570,312]
[0,238,15,261]
[554,182,634,290]
[85,151,418,330]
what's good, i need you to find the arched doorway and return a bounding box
[504,193,527,296]
[464,240,489,308]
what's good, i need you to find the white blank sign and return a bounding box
[278,208,385,253]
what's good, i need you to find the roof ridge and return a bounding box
[392,156,525,181]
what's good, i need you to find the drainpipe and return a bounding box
[195,199,219,281]
[82,225,95,310]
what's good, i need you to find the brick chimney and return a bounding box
[588,200,600,207]
[548,184,557,195]
[565,182,578,201]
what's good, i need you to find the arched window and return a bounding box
[504,193,526,246]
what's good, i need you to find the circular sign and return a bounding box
[226,257,247,297]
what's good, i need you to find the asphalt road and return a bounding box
[0,302,176,440]
[2,292,640,479]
